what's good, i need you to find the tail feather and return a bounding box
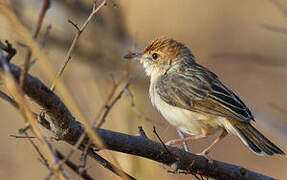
[234,123,285,155]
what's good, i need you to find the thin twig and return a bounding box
[0,89,18,108]
[92,68,129,126]
[40,2,129,177]
[67,19,80,31]
[79,140,92,168]
[33,0,51,39]
[55,150,94,180]
[269,0,287,18]
[269,102,287,114]
[0,45,64,180]
[153,126,171,155]
[87,151,137,180]
[59,130,136,180]
[97,80,132,128]
[261,24,287,35]
[41,25,52,48]
[0,4,130,179]
[0,89,51,130]
[126,87,165,126]
[77,141,93,180]
[57,132,87,168]
[0,40,16,61]
[26,131,50,169]
[9,134,36,139]
[19,124,31,134]
[138,126,148,138]
[0,41,129,179]
[10,130,50,169]
[50,0,107,92]
[2,60,277,179]
[58,132,136,180]
[20,0,50,89]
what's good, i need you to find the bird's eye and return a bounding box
[152,53,158,60]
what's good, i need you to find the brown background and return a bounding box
[0,0,286,179]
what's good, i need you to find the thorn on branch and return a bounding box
[137,126,148,139]
[68,19,80,31]
[0,40,16,62]
[19,124,30,134]
[153,126,171,155]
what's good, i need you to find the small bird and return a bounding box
[124,38,285,159]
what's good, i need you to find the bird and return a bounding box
[123,38,285,159]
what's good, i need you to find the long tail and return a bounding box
[234,123,285,155]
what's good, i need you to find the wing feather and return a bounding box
[155,63,254,122]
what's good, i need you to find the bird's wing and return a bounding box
[155,63,254,122]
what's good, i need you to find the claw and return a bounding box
[165,140,182,148]
[165,139,177,146]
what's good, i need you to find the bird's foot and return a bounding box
[165,139,183,149]
[165,139,180,146]
[165,139,191,152]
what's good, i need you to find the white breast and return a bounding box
[149,78,224,136]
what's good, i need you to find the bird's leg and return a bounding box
[176,129,190,152]
[165,134,207,146]
[197,129,228,163]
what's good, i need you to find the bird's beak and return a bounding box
[123,52,142,61]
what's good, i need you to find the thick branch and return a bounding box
[6,63,83,143]
[3,62,276,180]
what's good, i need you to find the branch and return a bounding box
[92,129,275,180]
[0,47,135,180]
[50,0,107,91]
[55,150,94,180]
[269,0,287,18]
[33,0,51,39]
[0,46,65,180]
[97,80,132,128]
[0,61,276,180]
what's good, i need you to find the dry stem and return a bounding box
[0,51,65,179]
[50,0,107,92]
[97,80,132,128]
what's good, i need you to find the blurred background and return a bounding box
[0,0,287,179]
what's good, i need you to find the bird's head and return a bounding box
[124,38,195,77]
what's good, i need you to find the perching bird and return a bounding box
[124,38,284,159]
